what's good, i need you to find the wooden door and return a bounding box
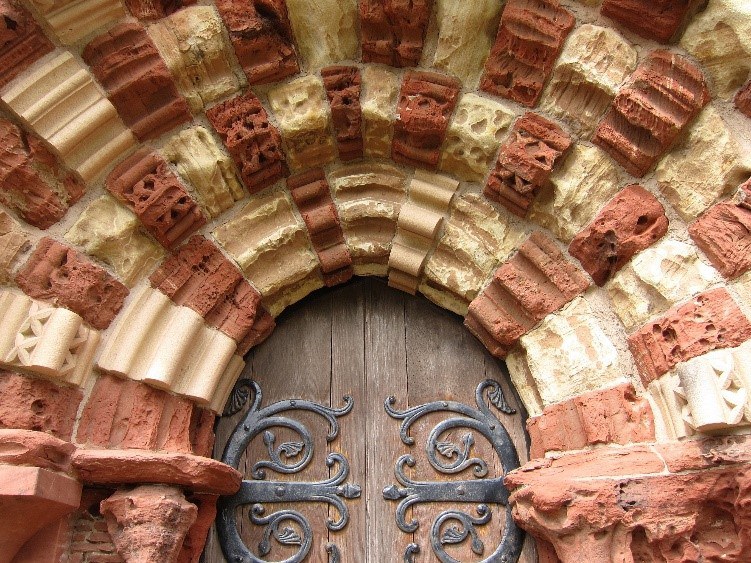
[204,279,536,563]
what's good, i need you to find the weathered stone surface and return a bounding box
[28,0,125,45]
[0,429,74,472]
[681,0,751,99]
[432,0,503,86]
[360,0,432,67]
[0,370,82,440]
[15,238,128,330]
[77,373,215,456]
[484,112,572,217]
[212,190,322,316]
[465,232,590,358]
[0,211,28,283]
[506,298,623,414]
[65,196,164,287]
[178,494,217,563]
[629,288,751,385]
[1,52,136,184]
[162,127,244,219]
[73,449,242,494]
[657,105,751,221]
[601,0,701,43]
[322,66,363,161]
[329,163,407,276]
[206,91,285,194]
[737,81,751,118]
[540,24,637,136]
[421,193,523,315]
[288,169,353,287]
[480,0,575,107]
[593,50,709,178]
[107,149,206,250]
[148,7,242,113]
[0,0,53,89]
[361,65,400,159]
[82,22,191,142]
[0,118,85,230]
[124,0,195,19]
[529,143,622,242]
[101,486,197,563]
[285,0,357,70]
[392,71,461,169]
[569,185,669,286]
[268,75,336,171]
[689,183,751,280]
[439,94,514,182]
[214,0,299,85]
[527,383,655,458]
[606,239,717,331]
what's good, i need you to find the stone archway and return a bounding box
[0,0,750,562]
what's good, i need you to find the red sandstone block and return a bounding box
[569,185,669,286]
[124,0,195,19]
[178,494,218,563]
[360,0,432,67]
[689,183,751,280]
[736,81,751,119]
[107,149,206,249]
[480,0,575,107]
[322,66,364,161]
[206,91,286,194]
[0,0,54,89]
[82,23,192,142]
[593,50,709,177]
[15,238,128,330]
[214,0,299,85]
[628,288,751,385]
[484,113,571,217]
[465,232,590,358]
[392,71,461,169]
[288,169,353,286]
[0,119,85,229]
[601,0,698,43]
[0,370,83,440]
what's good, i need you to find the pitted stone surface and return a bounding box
[360,0,432,67]
[124,0,195,19]
[601,0,702,43]
[285,0,357,70]
[361,65,400,159]
[322,66,364,162]
[737,81,751,118]
[0,0,53,89]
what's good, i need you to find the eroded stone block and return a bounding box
[124,0,195,19]
[148,7,242,113]
[82,22,192,142]
[15,238,128,330]
[593,50,709,178]
[480,0,575,107]
[0,211,28,283]
[484,112,572,217]
[360,0,432,67]
[601,0,702,43]
[569,185,669,286]
[392,71,461,169]
[162,126,244,219]
[65,196,164,287]
[285,0,357,69]
[0,0,53,89]
[465,232,589,358]
[322,66,363,161]
[361,65,400,159]
[736,81,751,119]
[439,93,514,183]
[656,105,751,221]
[107,149,206,250]
[267,75,336,171]
[28,0,125,45]
[214,0,299,84]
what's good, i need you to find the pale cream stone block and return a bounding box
[0,212,29,284]
[1,51,136,184]
[65,196,164,287]
[606,239,718,331]
[210,354,245,413]
[0,288,99,387]
[510,297,625,407]
[361,66,400,159]
[329,163,408,276]
[540,24,637,136]
[680,0,751,99]
[529,143,622,242]
[656,105,751,221]
[432,0,503,86]
[148,6,242,113]
[142,306,204,389]
[421,193,523,315]
[212,190,322,316]
[647,372,693,441]
[268,75,335,170]
[30,0,126,45]
[439,94,514,182]
[161,126,244,219]
[178,330,238,402]
[285,0,358,70]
